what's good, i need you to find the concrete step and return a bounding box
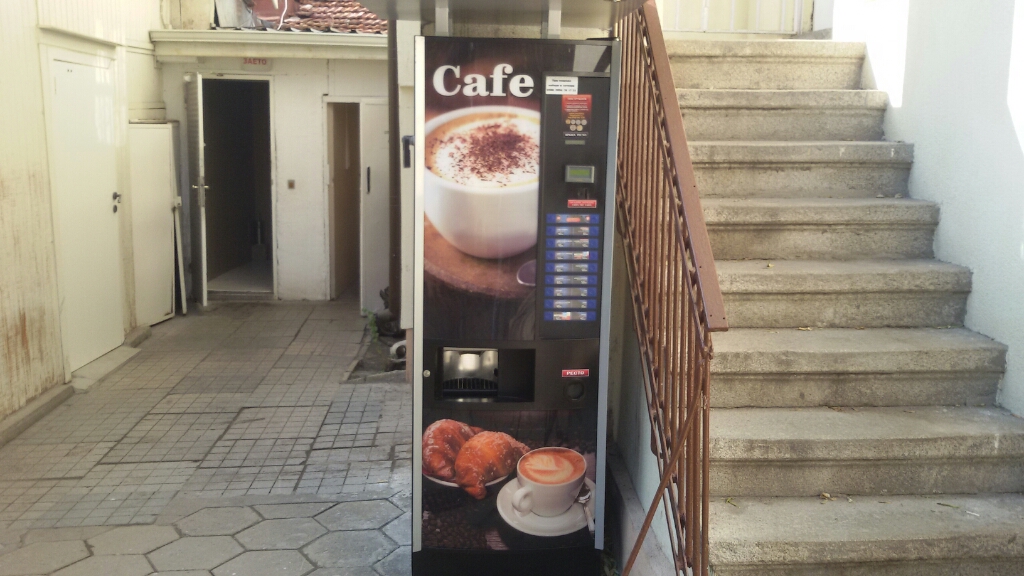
[691,141,913,198]
[711,406,1024,497]
[718,259,971,328]
[667,39,866,90]
[703,198,938,260]
[679,89,888,141]
[709,494,1024,575]
[711,328,1005,408]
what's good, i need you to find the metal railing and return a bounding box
[615,2,728,575]
[662,0,807,34]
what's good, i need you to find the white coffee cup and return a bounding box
[424,105,540,259]
[512,447,587,518]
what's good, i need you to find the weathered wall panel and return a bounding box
[0,0,66,420]
[37,0,126,45]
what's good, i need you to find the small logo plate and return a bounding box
[568,199,598,208]
[562,369,590,378]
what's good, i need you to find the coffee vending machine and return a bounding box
[413,37,620,576]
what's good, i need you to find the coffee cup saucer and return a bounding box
[497,477,596,537]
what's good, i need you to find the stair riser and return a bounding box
[682,108,884,141]
[672,59,863,90]
[712,373,1000,408]
[711,459,1024,497]
[708,225,936,260]
[723,292,967,328]
[712,559,1024,576]
[695,163,911,198]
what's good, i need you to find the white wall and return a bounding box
[163,57,387,301]
[0,0,66,420]
[0,0,166,420]
[834,0,1024,415]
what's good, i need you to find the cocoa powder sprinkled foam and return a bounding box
[427,112,539,187]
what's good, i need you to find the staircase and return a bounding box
[670,40,1024,574]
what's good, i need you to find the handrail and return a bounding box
[614,2,727,575]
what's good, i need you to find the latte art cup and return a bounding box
[512,448,587,518]
[424,106,540,259]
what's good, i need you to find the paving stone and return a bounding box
[22,526,111,545]
[307,569,378,576]
[177,507,260,536]
[252,502,335,519]
[151,572,211,576]
[148,536,243,571]
[315,500,402,531]
[303,531,396,568]
[382,513,412,546]
[212,550,313,576]
[0,540,89,576]
[88,525,179,555]
[236,518,326,550]
[374,546,411,576]
[52,555,153,576]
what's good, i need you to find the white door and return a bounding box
[360,101,391,313]
[49,59,125,372]
[129,124,177,326]
[184,73,208,306]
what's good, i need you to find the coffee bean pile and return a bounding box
[422,489,490,550]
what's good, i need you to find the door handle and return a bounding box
[112,192,122,203]
[402,135,414,168]
[367,167,371,194]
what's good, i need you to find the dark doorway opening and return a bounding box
[203,78,273,297]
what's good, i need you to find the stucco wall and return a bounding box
[833,0,1024,415]
[162,57,387,301]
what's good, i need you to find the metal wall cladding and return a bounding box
[0,0,66,420]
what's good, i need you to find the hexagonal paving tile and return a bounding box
[212,550,312,576]
[52,555,153,576]
[148,536,243,571]
[177,507,260,536]
[0,540,89,576]
[151,572,212,576]
[374,546,411,576]
[252,502,335,519]
[307,565,385,569]
[382,512,412,546]
[303,531,396,568]
[236,518,326,550]
[88,525,179,555]
[315,500,402,531]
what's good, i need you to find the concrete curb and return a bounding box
[0,384,74,449]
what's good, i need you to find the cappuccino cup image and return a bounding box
[511,447,587,518]
[424,106,541,259]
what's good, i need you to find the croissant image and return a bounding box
[422,419,483,481]
[454,431,530,499]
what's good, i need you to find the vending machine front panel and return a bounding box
[413,36,620,576]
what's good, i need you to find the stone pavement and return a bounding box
[0,300,412,576]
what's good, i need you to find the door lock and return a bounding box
[113,192,122,213]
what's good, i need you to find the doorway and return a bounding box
[327,100,390,312]
[329,103,361,299]
[202,79,273,298]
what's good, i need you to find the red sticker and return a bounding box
[568,199,598,208]
[562,369,590,378]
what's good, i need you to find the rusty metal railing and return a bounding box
[615,2,727,575]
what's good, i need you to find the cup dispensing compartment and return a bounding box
[434,347,535,403]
